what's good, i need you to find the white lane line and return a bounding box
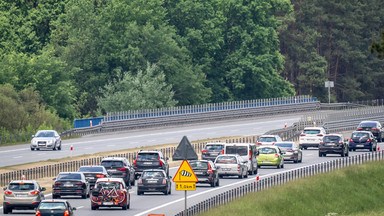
[38,153,46,156]
[77,206,84,209]
[107,145,116,147]
[13,156,22,159]
[134,170,292,216]
[148,140,156,142]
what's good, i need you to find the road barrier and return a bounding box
[175,150,384,216]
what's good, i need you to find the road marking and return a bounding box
[77,206,84,209]
[13,156,22,159]
[107,145,116,147]
[38,153,46,156]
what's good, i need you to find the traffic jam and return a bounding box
[2,120,383,215]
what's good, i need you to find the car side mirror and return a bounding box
[52,178,56,180]
[256,152,259,156]
[72,207,77,211]
[166,157,169,160]
[41,187,46,191]
[169,176,172,179]
[3,187,7,190]
[127,186,132,190]
[32,135,35,138]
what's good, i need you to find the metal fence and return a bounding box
[175,150,384,216]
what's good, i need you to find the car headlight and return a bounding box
[47,140,53,144]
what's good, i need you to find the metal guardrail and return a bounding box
[175,150,384,216]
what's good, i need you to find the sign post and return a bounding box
[325,81,334,104]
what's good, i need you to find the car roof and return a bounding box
[274,142,296,145]
[41,199,67,203]
[101,157,126,161]
[360,120,379,123]
[10,180,36,184]
[36,130,57,132]
[324,134,343,137]
[189,160,210,163]
[138,150,161,153]
[303,127,324,130]
[142,169,165,172]
[259,135,279,138]
[96,178,125,183]
[352,131,373,134]
[206,142,226,145]
[217,154,239,157]
[258,146,280,149]
[58,172,83,175]
[79,165,104,168]
[225,143,255,146]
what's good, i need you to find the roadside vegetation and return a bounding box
[198,160,384,216]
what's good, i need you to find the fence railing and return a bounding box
[175,150,384,216]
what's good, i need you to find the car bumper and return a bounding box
[319,147,344,154]
[3,202,40,210]
[196,176,214,184]
[299,143,319,148]
[217,170,241,176]
[258,159,281,166]
[201,155,219,161]
[30,144,55,149]
[349,143,373,149]
[137,184,167,192]
[53,189,86,196]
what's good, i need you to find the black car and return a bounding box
[133,150,169,179]
[100,157,135,186]
[189,160,219,187]
[137,169,172,195]
[77,166,109,190]
[52,172,90,199]
[35,199,76,216]
[201,142,225,161]
[356,121,384,142]
[349,131,377,152]
[319,134,349,157]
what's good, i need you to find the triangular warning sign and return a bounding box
[172,136,198,161]
[173,160,198,182]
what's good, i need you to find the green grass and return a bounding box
[198,161,384,216]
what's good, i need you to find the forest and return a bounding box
[0,0,383,133]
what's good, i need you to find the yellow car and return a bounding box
[257,146,284,169]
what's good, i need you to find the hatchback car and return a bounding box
[3,180,46,214]
[257,146,284,169]
[319,134,349,157]
[299,127,327,149]
[349,131,377,152]
[133,150,169,179]
[256,135,282,146]
[137,169,172,195]
[100,157,135,186]
[91,178,130,210]
[189,160,219,187]
[52,172,90,199]
[274,142,303,163]
[201,142,225,161]
[214,154,248,179]
[77,166,109,190]
[30,130,62,151]
[356,121,384,142]
[35,199,76,216]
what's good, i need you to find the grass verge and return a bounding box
[198,160,384,216]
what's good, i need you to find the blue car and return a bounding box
[349,131,377,152]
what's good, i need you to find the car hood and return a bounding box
[32,137,56,141]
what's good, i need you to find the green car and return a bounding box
[257,146,284,169]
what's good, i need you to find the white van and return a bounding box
[224,143,258,175]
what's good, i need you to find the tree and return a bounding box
[371,30,384,59]
[97,63,177,112]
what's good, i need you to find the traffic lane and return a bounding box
[0,115,301,167]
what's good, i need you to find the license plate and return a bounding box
[262,161,271,163]
[64,184,73,187]
[194,172,203,175]
[108,169,117,172]
[326,144,335,146]
[222,168,230,171]
[307,139,315,141]
[357,145,364,147]
[38,143,46,146]
[148,180,157,183]
[103,202,114,206]
[210,153,218,156]
[16,194,27,197]
[87,177,95,180]
[144,162,152,165]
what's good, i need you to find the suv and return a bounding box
[299,127,327,149]
[133,150,169,179]
[30,130,62,151]
[256,135,282,146]
[100,157,135,186]
[201,142,225,161]
[3,180,46,214]
[319,134,349,157]
[356,121,384,142]
[224,143,258,175]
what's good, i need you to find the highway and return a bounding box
[0,114,301,167]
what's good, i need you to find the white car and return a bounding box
[214,154,248,179]
[30,130,62,151]
[299,127,327,149]
[256,135,282,146]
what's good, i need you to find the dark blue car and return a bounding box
[349,131,377,152]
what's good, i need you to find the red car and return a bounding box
[90,178,130,210]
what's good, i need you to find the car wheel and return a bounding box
[353,148,356,152]
[303,147,307,150]
[319,152,323,157]
[36,148,40,151]
[281,162,284,169]
[52,194,59,199]
[58,144,61,150]
[91,205,97,210]
[216,178,220,187]
[131,179,135,186]
[210,181,215,187]
[245,171,248,178]
[31,147,35,151]
[277,164,280,169]
[299,154,303,163]
[82,192,87,199]
[3,206,9,214]
[257,165,261,168]
[239,171,243,179]
[341,150,345,157]
[137,190,142,195]
[294,157,298,163]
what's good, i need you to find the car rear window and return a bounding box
[323,136,341,142]
[303,130,320,134]
[258,137,277,142]
[142,171,165,178]
[259,148,277,154]
[78,166,104,172]
[36,131,55,137]
[204,145,224,151]
[225,146,248,156]
[274,143,293,148]
[358,122,377,127]
[190,161,209,170]
[101,161,124,167]
[352,133,369,138]
[215,156,237,164]
[8,183,35,190]
[57,173,82,180]
[39,202,66,210]
[137,153,159,161]
[96,181,121,189]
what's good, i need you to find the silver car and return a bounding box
[274,142,303,163]
[3,180,46,214]
[214,154,248,179]
[30,130,62,151]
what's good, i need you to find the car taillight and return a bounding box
[367,138,371,142]
[96,174,105,178]
[317,134,324,137]
[320,142,324,144]
[117,167,128,172]
[275,154,279,158]
[300,134,306,136]
[159,155,163,166]
[339,142,343,144]
[75,182,84,185]
[288,150,294,152]
[162,179,166,184]
[202,150,208,154]
[249,150,252,160]
[372,128,379,131]
[272,143,275,145]
[35,210,41,216]
[357,128,363,130]
[207,163,213,173]
[350,138,353,142]
[138,179,142,184]
[30,191,39,195]
[257,142,262,145]
[220,150,224,154]
[64,210,70,216]
[54,182,62,186]
[5,191,12,195]
[237,165,240,170]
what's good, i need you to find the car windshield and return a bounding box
[101,161,124,167]
[137,153,159,161]
[258,137,277,142]
[189,161,209,170]
[36,131,55,137]
[323,136,341,142]
[57,173,82,180]
[204,145,224,151]
[142,171,165,178]
[78,166,104,172]
[225,146,248,156]
[215,156,237,164]
[39,202,66,210]
[8,183,35,190]
[352,133,369,138]
[259,148,277,154]
[96,182,121,190]
[359,122,377,127]
[274,143,293,148]
[303,130,320,134]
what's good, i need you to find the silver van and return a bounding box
[224,143,258,175]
